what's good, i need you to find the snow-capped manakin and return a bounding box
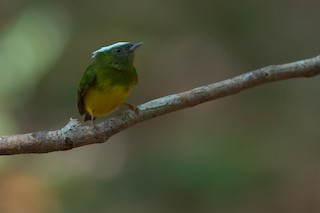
[77,42,143,122]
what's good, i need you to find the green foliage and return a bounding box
[0,0,320,212]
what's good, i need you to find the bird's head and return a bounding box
[92,42,143,70]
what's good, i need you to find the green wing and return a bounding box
[77,64,97,115]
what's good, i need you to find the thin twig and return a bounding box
[1,55,320,155]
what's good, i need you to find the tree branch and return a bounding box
[1,55,320,155]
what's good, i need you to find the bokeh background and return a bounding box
[0,0,320,212]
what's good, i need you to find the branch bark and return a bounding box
[1,55,320,155]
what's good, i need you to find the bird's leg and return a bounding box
[123,102,139,114]
[91,112,97,128]
[123,102,135,110]
[91,117,95,128]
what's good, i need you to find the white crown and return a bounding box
[92,42,130,58]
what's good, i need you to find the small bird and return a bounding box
[77,41,143,123]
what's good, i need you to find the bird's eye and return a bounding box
[115,48,122,53]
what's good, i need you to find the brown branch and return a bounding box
[1,55,320,155]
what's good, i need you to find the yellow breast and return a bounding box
[84,85,133,117]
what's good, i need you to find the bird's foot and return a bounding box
[123,102,139,115]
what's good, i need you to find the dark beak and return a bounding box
[129,42,143,52]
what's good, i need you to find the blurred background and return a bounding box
[0,0,320,212]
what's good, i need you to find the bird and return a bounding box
[77,41,143,124]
